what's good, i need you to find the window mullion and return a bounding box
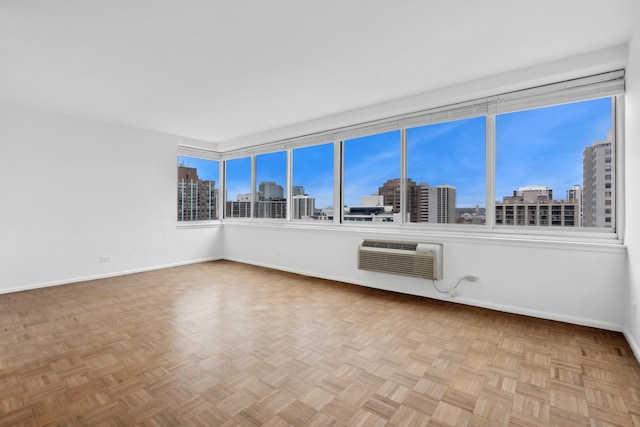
[220,160,225,219]
[335,140,343,225]
[250,155,256,219]
[400,127,407,225]
[614,95,625,240]
[486,115,496,229]
[286,149,292,221]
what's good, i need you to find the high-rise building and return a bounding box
[292,195,315,219]
[567,185,583,227]
[418,182,456,224]
[292,185,306,197]
[419,183,457,224]
[378,178,420,222]
[254,181,287,218]
[495,186,577,227]
[258,181,284,200]
[583,132,614,228]
[225,201,251,218]
[177,165,217,221]
[513,185,553,201]
[254,200,287,218]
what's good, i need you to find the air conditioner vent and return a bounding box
[358,240,442,280]
[361,241,418,251]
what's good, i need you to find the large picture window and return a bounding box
[255,151,287,219]
[343,130,401,223]
[495,98,614,228]
[215,72,622,238]
[177,156,219,221]
[292,143,334,221]
[225,157,252,218]
[407,117,486,225]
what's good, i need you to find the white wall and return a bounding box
[0,104,223,293]
[624,7,640,359]
[224,223,626,331]
[220,45,632,333]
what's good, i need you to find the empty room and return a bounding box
[2,1,640,425]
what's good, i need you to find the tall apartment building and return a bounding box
[177,165,217,221]
[495,186,577,227]
[419,183,457,224]
[225,181,288,219]
[292,195,315,219]
[225,201,251,218]
[258,181,284,200]
[292,186,306,197]
[254,200,287,218]
[378,178,420,222]
[583,133,615,228]
[225,199,287,219]
[513,185,553,200]
[567,185,584,227]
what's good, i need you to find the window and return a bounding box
[496,97,613,229]
[177,156,219,221]
[292,143,334,221]
[255,151,287,219]
[225,157,252,218]
[343,131,400,223]
[213,71,622,238]
[407,117,485,225]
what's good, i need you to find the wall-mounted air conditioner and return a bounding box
[357,240,443,280]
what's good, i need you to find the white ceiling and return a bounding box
[0,1,636,149]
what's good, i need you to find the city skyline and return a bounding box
[181,96,613,212]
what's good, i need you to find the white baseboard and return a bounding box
[623,329,640,364]
[0,257,222,295]
[223,256,625,333]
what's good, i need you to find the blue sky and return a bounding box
[183,97,612,210]
[225,157,251,200]
[178,156,219,181]
[407,117,485,207]
[292,144,334,207]
[496,97,611,201]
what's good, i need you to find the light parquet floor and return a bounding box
[1,260,640,426]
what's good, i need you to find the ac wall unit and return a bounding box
[358,240,443,280]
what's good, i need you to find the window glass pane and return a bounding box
[255,151,287,219]
[496,98,613,229]
[292,143,333,221]
[177,156,219,221]
[407,117,486,224]
[225,157,252,218]
[343,130,400,223]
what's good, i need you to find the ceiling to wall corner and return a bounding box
[0,0,635,150]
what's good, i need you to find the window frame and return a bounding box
[223,155,254,220]
[254,150,288,220]
[212,71,624,243]
[291,142,336,222]
[176,146,222,228]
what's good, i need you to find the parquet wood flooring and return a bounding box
[1,260,639,426]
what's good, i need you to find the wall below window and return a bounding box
[223,222,627,332]
[0,104,223,294]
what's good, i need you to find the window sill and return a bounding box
[177,220,221,229]
[220,219,624,251]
